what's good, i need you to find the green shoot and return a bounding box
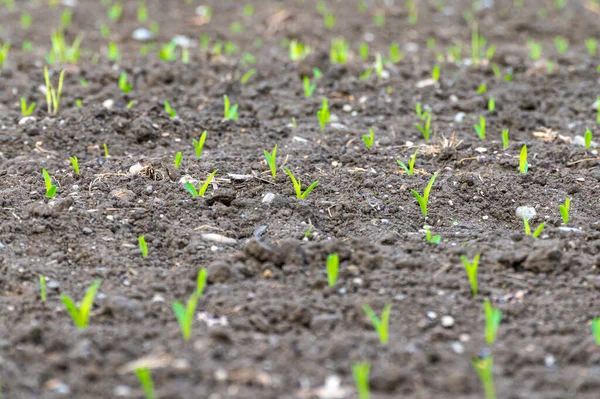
[415,103,430,120]
[326,253,339,287]
[172,293,198,340]
[330,38,349,64]
[488,97,495,111]
[461,253,480,297]
[134,367,156,399]
[592,318,600,345]
[352,362,371,399]
[196,268,207,297]
[139,235,148,257]
[585,128,593,149]
[432,63,440,81]
[126,101,135,109]
[60,279,102,329]
[362,128,375,148]
[471,22,479,65]
[374,53,384,78]
[501,129,509,150]
[158,41,177,62]
[39,275,47,302]
[477,84,487,94]
[164,101,176,118]
[289,40,311,61]
[118,72,132,94]
[193,131,207,159]
[20,97,36,116]
[527,39,542,60]
[425,227,441,244]
[185,170,218,197]
[474,115,486,139]
[76,99,83,107]
[324,13,336,29]
[317,98,330,132]
[411,172,438,218]
[44,66,66,115]
[104,143,109,158]
[174,152,183,169]
[138,2,148,23]
[107,41,120,62]
[264,145,278,178]
[472,356,496,399]
[397,149,418,176]
[107,2,123,22]
[597,96,600,125]
[523,217,545,238]
[484,300,502,345]
[559,198,570,225]
[359,42,369,60]
[42,168,57,199]
[0,42,9,67]
[374,10,385,27]
[21,13,32,29]
[586,38,597,56]
[181,47,190,64]
[240,68,256,84]
[283,168,319,199]
[389,43,403,63]
[70,156,80,175]
[303,76,316,97]
[519,145,528,174]
[47,29,82,64]
[223,95,239,120]
[554,36,568,54]
[292,117,297,129]
[415,114,432,142]
[313,68,323,79]
[363,303,391,344]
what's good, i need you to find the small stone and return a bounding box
[416,78,436,88]
[82,227,93,235]
[47,280,60,289]
[0,242,4,249]
[426,311,437,320]
[451,342,464,354]
[132,28,154,41]
[449,95,458,102]
[343,104,352,112]
[516,206,536,221]
[172,35,194,48]
[482,215,489,220]
[146,185,153,193]
[474,147,487,153]
[454,112,465,123]
[558,226,583,233]
[113,385,132,397]
[151,294,165,303]
[102,99,114,109]
[18,116,36,125]
[201,233,236,245]
[441,315,455,328]
[544,354,556,367]
[262,193,275,204]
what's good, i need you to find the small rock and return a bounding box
[129,163,144,174]
[132,28,154,41]
[82,227,93,235]
[201,233,236,245]
[342,104,352,112]
[47,280,60,289]
[449,95,458,102]
[105,295,145,321]
[146,185,153,193]
[441,315,455,328]
[516,206,536,221]
[451,342,464,354]
[172,35,194,48]
[102,99,114,109]
[558,226,583,233]
[545,354,556,367]
[18,116,36,125]
[113,385,132,397]
[426,311,437,320]
[474,147,487,153]
[262,193,275,204]
[179,174,196,185]
[0,242,4,249]
[454,112,465,123]
[416,78,436,88]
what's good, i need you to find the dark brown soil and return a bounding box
[2,0,600,398]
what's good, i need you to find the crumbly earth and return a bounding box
[2,0,600,398]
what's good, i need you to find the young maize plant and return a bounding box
[44,66,66,115]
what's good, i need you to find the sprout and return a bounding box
[317,98,330,132]
[172,293,198,340]
[415,113,432,142]
[523,217,545,238]
[185,170,218,197]
[108,41,120,62]
[501,129,509,150]
[374,53,384,78]
[264,145,278,179]
[118,72,132,94]
[283,168,319,199]
[107,2,123,22]
[389,43,403,63]
[20,97,36,116]
[484,300,502,344]
[592,317,600,345]
[138,235,148,258]
[21,12,32,29]
[397,148,418,176]
[193,131,207,159]
[411,172,438,218]
[415,103,430,120]
[474,115,486,139]
[559,198,570,225]
[363,303,391,344]
[240,68,256,84]
[461,253,481,296]
[61,279,102,329]
[70,156,80,175]
[585,128,593,149]
[425,227,441,244]
[223,95,239,120]
[196,269,207,297]
[164,101,176,118]
[158,41,177,62]
[352,362,371,399]
[46,29,82,64]
[527,39,542,60]
[472,356,496,399]
[362,128,375,149]
[359,42,369,60]
[42,168,57,199]
[477,83,487,94]
[134,367,156,399]
[324,13,336,29]
[137,2,148,23]
[586,38,597,56]
[289,40,311,61]
[519,145,528,174]
[330,38,349,64]
[303,76,316,97]
[432,64,440,81]
[326,253,339,287]
[488,97,495,111]
[104,143,110,158]
[374,10,385,27]
[174,152,183,169]
[44,66,66,115]
[554,36,569,54]
[39,275,47,302]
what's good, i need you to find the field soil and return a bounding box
[2,0,600,398]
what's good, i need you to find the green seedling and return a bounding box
[425,227,441,244]
[76,99,82,107]
[185,170,218,197]
[223,95,239,120]
[20,97,36,116]
[461,253,480,296]
[264,145,278,178]
[44,66,66,115]
[362,128,375,148]
[324,13,336,29]
[474,115,486,139]
[164,101,176,118]
[291,117,297,128]
[21,12,32,29]
[330,38,349,64]
[592,318,600,345]
[101,24,111,39]
[374,53,384,78]
[491,64,501,78]
[527,39,542,60]
[107,2,123,22]
[104,143,109,158]
[397,148,419,176]
[411,172,438,218]
[597,96,600,125]
[174,152,182,169]
[313,68,323,79]
[472,356,496,399]
[477,84,487,94]
[108,41,121,62]
[283,168,319,199]
[585,128,593,149]
[196,268,207,297]
[359,42,369,60]
[303,75,316,97]
[240,68,256,84]
[362,303,391,344]
[289,39,311,61]
[158,41,177,62]
[47,29,82,64]
[559,198,570,225]
[181,47,190,64]
[118,72,132,94]
[488,97,495,111]
[134,367,156,399]
[137,3,148,22]
[501,129,509,149]
[415,103,430,120]
[193,131,207,159]
[326,253,339,287]
[484,300,502,344]
[586,38,597,56]
[389,43,403,63]
[317,98,330,132]
[415,114,432,142]
[42,168,57,199]
[374,10,385,27]
[0,42,9,68]
[61,279,102,329]
[172,293,198,340]
[432,64,440,81]
[139,235,148,257]
[39,275,47,302]
[126,100,135,109]
[23,41,32,52]
[519,145,528,173]
[554,36,568,54]
[70,156,80,175]
[523,217,545,238]
[352,362,371,399]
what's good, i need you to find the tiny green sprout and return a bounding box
[104,143,110,158]
[107,2,123,22]
[193,130,207,159]
[585,128,593,149]
[432,64,440,81]
[472,356,496,399]
[359,42,369,60]
[352,362,371,399]
[389,43,403,63]
[330,38,349,64]
[559,198,570,225]
[501,129,509,150]
[324,13,336,29]
[21,13,32,29]
[519,145,528,174]
[264,145,278,179]
[126,100,135,109]
[317,98,330,132]
[474,115,486,139]
[108,41,120,62]
[80,78,88,87]
[181,47,190,64]
[425,227,441,244]
[164,101,176,118]
[592,318,600,345]
[138,235,148,258]
[283,168,319,199]
[303,75,316,97]
[374,53,384,78]
[185,170,218,197]
[61,279,102,329]
[411,172,438,218]
[484,300,502,345]
[291,117,297,129]
[134,367,156,399]
[172,293,198,341]
[76,99,83,107]
[240,68,256,84]
[137,3,148,23]
[415,113,432,142]
[223,95,239,120]
[586,38,597,56]
[363,303,391,344]
[101,24,111,39]
[42,168,57,199]
[70,156,80,175]
[597,96,600,125]
[118,72,132,94]
[39,275,47,302]
[196,268,207,297]
[397,148,419,176]
[523,217,545,238]
[359,68,373,81]
[491,63,502,78]
[527,39,543,60]
[427,37,436,49]
[362,128,375,149]
[60,7,73,27]
[289,40,311,61]
[554,36,569,54]
[488,97,495,111]
[243,4,254,17]
[326,253,339,287]
[20,97,36,116]
[158,41,177,62]
[461,253,481,297]
[313,68,323,79]
[174,152,183,169]
[0,42,9,68]
[374,10,385,27]
[415,103,430,120]
[43,66,66,115]
[304,224,313,238]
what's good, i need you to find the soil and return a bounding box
[2,0,600,398]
